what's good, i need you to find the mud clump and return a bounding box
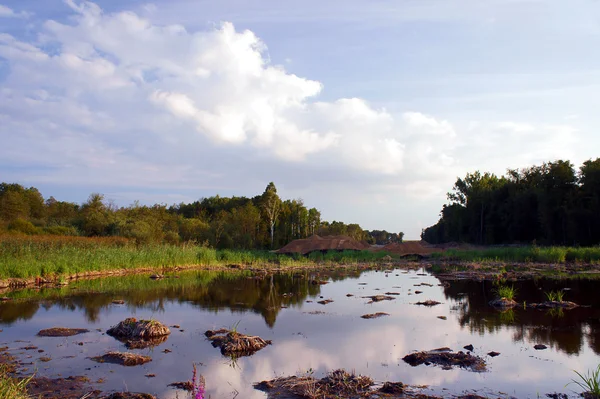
[528,301,578,309]
[403,348,486,372]
[317,299,334,305]
[489,298,517,308]
[168,381,194,391]
[361,312,390,319]
[107,318,171,339]
[415,300,442,307]
[255,369,373,398]
[101,394,158,399]
[379,381,405,394]
[363,295,395,303]
[91,351,151,366]
[107,318,170,349]
[205,329,271,357]
[37,327,90,337]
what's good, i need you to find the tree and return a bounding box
[261,182,281,248]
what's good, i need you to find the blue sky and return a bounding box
[1,0,599,238]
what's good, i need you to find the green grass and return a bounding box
[493,285,517,300]
[545,290,565,302]
[0,235,395,280]
[0,365,31,399]
[568,364,600,398]
[430,246,600,264]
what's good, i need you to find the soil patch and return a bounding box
[361,312,390,319]
[403,348,486,372]
[37,327,90,337]
[91,351,151,366]
[205,329,271,357]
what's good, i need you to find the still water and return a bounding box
[1,267,599,398]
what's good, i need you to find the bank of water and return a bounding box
[0,267,599,398]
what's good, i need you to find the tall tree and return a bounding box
[261,182,281,248]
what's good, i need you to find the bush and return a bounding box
[7,219,40,235]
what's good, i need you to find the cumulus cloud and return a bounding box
[0,1,583,236]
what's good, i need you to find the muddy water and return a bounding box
[1,267,599,398]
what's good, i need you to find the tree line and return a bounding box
[421,158,600,246]
[0,182,403,249]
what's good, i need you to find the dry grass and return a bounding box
[91,351,151,366]
[206,329,272,357]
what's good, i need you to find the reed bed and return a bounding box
[0,234,394,280]
[431,246,600,264]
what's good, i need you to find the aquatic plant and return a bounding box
[568,364,600,398]
[545,290,565,302]
[192,364,205,399]
[493,285,517,300]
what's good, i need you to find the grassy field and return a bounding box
[430,246,600,264]
[0,234,391,280]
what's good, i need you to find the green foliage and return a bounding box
[7,218,40,235]
[0,364,32,399]
[431,246,600,264]
[568,364,600,397]
[545,290,565,302]
[493,285,517,300]
[423,158,600,247]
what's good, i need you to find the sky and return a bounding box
[1,0,599,239]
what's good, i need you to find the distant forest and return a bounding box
[421,158,600,246]
[0,182,403,249]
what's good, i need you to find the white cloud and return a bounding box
[0,4,30,18]
[0,1,585,237]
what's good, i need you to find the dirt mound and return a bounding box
[91,351,151,366]
[255,369,373,398]
[205,329,271,357]
[37,328,89,337]
[107,318,171,339]
[276,235,370,255]
[381,241,442,257]
[403,348,486,372]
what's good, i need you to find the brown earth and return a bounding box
[276,235,370,255]
[37,327,90,337]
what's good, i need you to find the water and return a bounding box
[0,267,599,398]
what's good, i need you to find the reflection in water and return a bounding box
[0,268,366,326]
[0,268,598,398]
[443,278,600,355]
